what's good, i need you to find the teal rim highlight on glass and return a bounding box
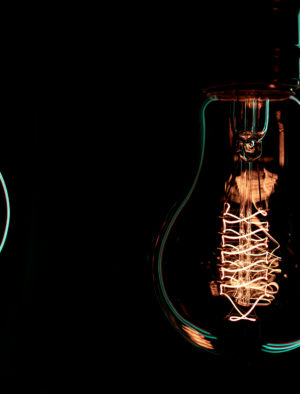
[262,340,300,353]
[0,171,10,254]
[157,96,218,344]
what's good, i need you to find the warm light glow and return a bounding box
[276,110,285,167]
[226,168,278,205]
[219,202,281,322]
[182,325,214,350]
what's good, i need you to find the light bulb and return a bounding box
[152,3,300,359]
[153,87,300,358]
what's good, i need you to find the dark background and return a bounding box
[0,76,77,391]
[0,28,92,391]
[0,1,299,392]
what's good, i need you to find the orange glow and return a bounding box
[182,325,214,350]
[219,202,281,322]
[276,110,285,167]
[209,280,219,296]
[226,168,278,205]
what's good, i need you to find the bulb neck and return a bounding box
[202,82,297,101]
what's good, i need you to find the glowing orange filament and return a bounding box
[219,202,281,322]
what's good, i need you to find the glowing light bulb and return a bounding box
[153,88,300,358]
[151,2,300,360]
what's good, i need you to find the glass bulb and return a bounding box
[152,85,300,359]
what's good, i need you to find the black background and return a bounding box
[0,1,299,392]
[0,25,93,391]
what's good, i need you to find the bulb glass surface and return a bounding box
[153,89,300,358]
